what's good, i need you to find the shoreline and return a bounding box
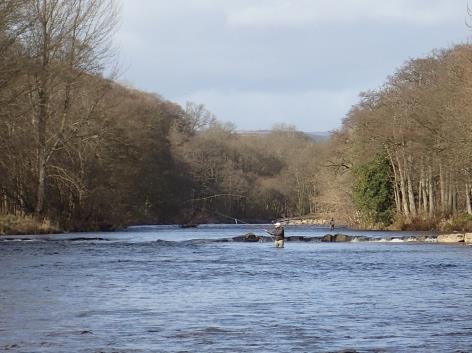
[0,214,61,236]
[236,232,472,245]
[0,212,462,235]
[2,230,472,245]
[1,213,471,246]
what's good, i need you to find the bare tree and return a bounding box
[17,0,118,216]
[184,102,216,132]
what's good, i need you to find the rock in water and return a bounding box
[286,236,305,242]
[321,234,334,242]
[321,233,357,242]
[333,234,352,242]
[232,233,260,242]
[437,233,465,243]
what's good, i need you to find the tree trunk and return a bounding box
[34,79,48,217]
[428,166,434,216]
[35,153,46,216]
[396,154,410,218]
[452,183,457,214]
[420,166,428,214]
[388,152,401,213]
[34,3,51,217]
[407,172,416,217]
[405,155,416,217]
[466,183,472,215]
[445,171,450,215]
[439,163,445,213]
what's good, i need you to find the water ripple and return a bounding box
[1,227,472,352]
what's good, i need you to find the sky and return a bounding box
[115,0,470,132]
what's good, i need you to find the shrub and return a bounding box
[0,214,60,235]
[394,216,438,231]
[440,213,472,232]
[352,155,395,227]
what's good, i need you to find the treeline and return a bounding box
[176,124,325,223]
[0,0,327,231]
[4,0,472,232]
[333,44,472,230]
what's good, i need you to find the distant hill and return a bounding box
[303,131,331,141]
[237,130,331,142]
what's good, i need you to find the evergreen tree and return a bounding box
[353,155,394,227]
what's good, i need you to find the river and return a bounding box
[1,225,472,352]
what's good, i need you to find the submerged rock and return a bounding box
[67,237,109,242]
[286,236,320,242]
[257,236,274,243]
[320,233,359,242]
[333,234,352,242]
[228,232,450,244]
[320,233,373,242]
[321,234,334,242]
[232,233,261,242]
[286,236,304,242]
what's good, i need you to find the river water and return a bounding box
[1,225,472,353]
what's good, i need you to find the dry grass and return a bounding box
[392,216,438,231]
[0,214,61,235]
[439,214,472,232]
[389,213,472,232]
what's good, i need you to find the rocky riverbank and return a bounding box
[233,232,472,244]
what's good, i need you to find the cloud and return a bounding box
[174,89,360,131]
[225,0,462,28]
[116,0,469,131]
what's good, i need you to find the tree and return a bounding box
[18,0,118,217]
[184,102,216,132]
[337,44,472,228]
[352,154,394,227]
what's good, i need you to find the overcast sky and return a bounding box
[115,0,470,132]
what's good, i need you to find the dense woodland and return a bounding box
[333,44,472,230]
[2,0,472,232]
[0,0,330,231]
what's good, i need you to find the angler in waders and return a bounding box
[330,217,335,231]
[264,222,285,248]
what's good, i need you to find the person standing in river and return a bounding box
[330,218,335,231]
[266,222,285,248]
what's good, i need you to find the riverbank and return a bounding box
[0,214,61,235]
[2,211,472,245]
[283,213,472,233]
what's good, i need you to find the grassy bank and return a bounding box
[389,213,472,232]
[0,214,61,235]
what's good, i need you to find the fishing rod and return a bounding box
[211,210,250,225]
[211,210,277,239]
[184,194,249,223]
[186,202,250,225]
[185,195,280,236]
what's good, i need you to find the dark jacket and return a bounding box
[269,227,284,241]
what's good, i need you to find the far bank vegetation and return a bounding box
[1,1,472,233]
[333,45,472,231]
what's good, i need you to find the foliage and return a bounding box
[174,125,323,222]
[440,213,472,232]
[0,0,325,231]
[352,155,394,227]
[5,2,472,231]
[334,44,472,229]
